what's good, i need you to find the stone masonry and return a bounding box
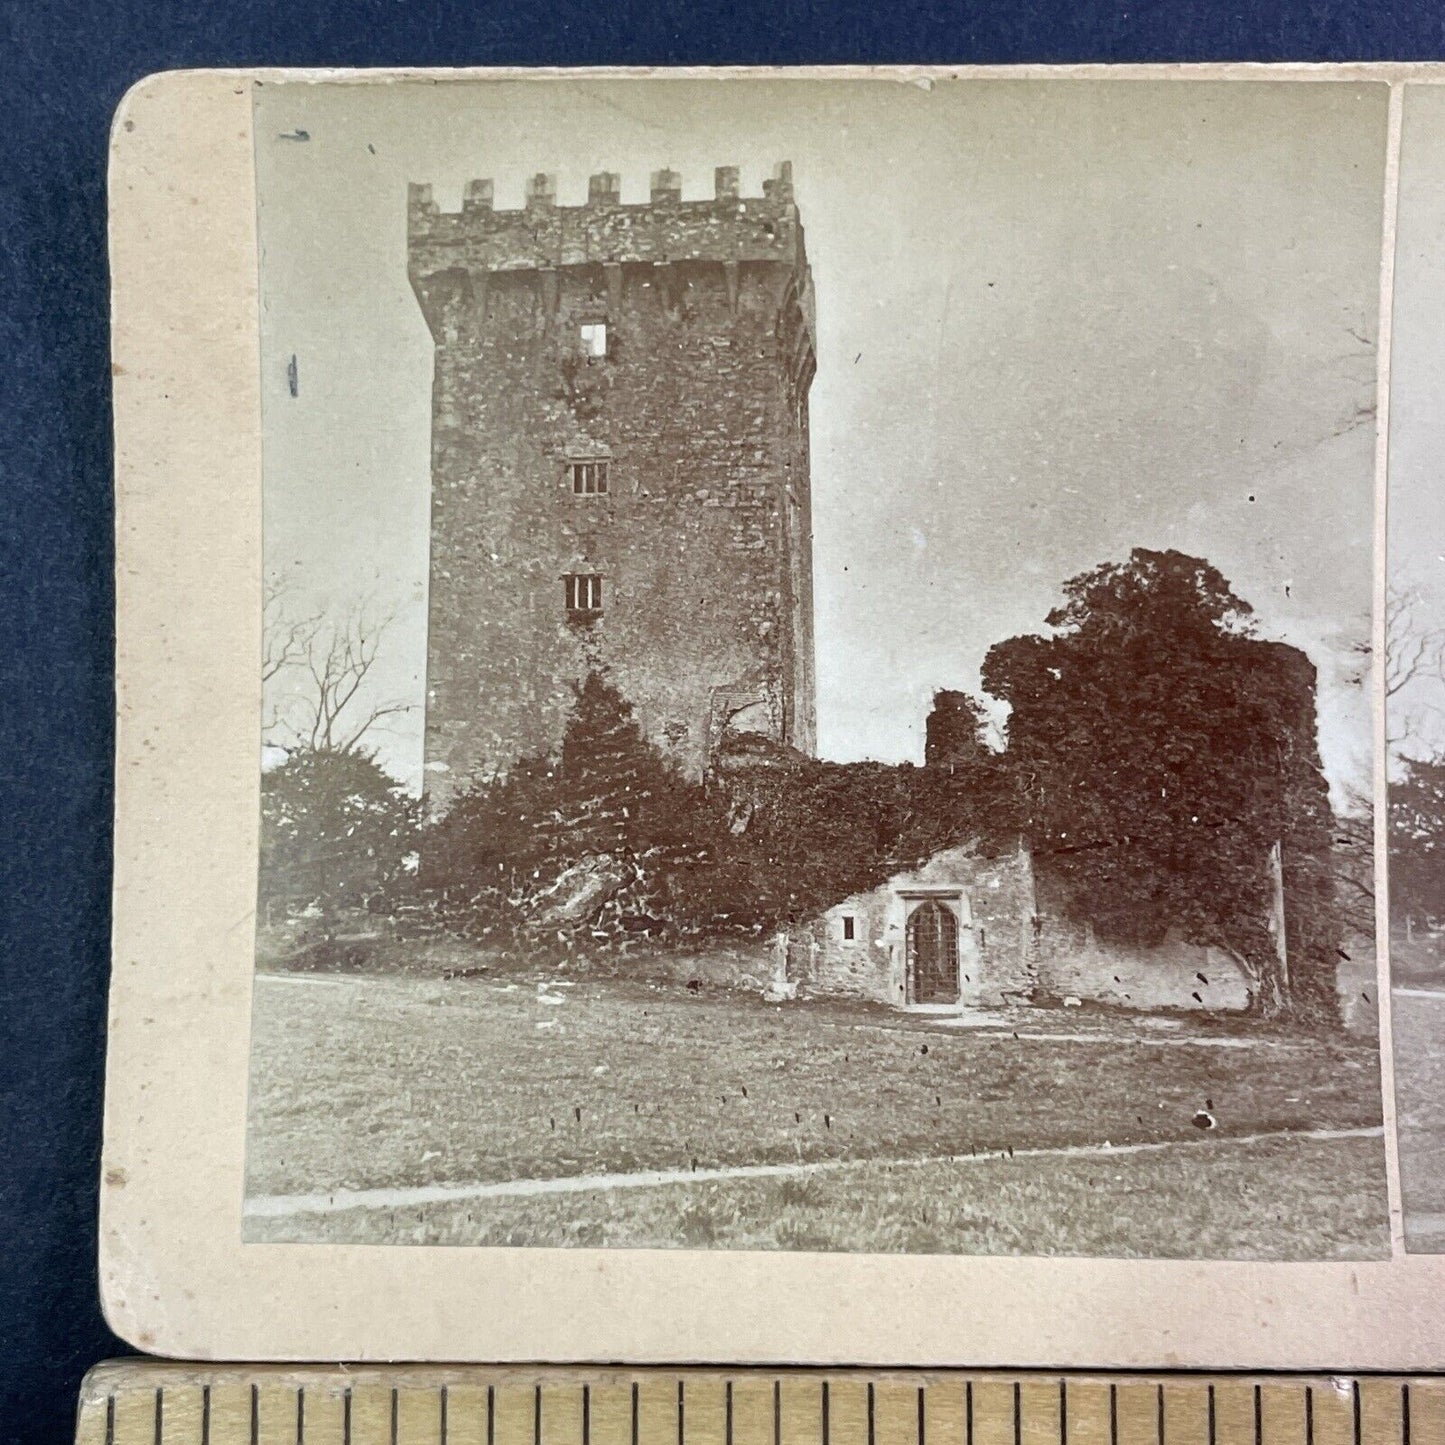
[408,164,818,812]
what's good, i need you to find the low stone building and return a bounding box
[784,841,1252,1012]
[785,844,1036,1008]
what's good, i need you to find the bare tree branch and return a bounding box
[262,577,324,683]
[1386,585,1445,753]
[268,595,413,756]
[1386,588,1437,698]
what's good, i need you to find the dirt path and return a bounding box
[243,1123,1382,1220]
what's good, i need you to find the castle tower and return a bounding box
[408,163,817,811]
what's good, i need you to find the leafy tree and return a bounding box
[260,588,418,928]
[982,547,1338,1021]
[1390,756,1445,930]
[259,748,416,920]
[422,672,702,938]
[667,743,1016,936]
[423,672,1016,946]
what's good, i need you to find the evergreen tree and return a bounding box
[552,672,686,854]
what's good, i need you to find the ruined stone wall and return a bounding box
[1031,916,1252,1011]
[409,166,816,812]
[1028,866,1252,1011]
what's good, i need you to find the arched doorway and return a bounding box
[906,899,960,1004]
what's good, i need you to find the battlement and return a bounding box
[407,162,807,280]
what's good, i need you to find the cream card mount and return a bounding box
[106,64,1445,1366]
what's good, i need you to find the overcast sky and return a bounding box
[256,76,1388,801]
[1389,85,1445,762]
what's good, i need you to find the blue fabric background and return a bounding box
[2,5,1443,1442]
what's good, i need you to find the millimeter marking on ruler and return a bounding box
[73,1367,1445,1445]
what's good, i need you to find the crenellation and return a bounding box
[412,165,796,219]
[588,171,621,205]
[762,160,793,201]
[407,164,809,298]
[524,172,557,208]
[462,178,494,211]
[649,168,683,204]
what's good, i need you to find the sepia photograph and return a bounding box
[1386,83,1445,1254]
[242,74,1390,1258]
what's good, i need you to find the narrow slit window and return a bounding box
[570,460,609,496]
[842,915,856,941]
[564,573,603,615]
[579,322,608,359]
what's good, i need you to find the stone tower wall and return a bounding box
[409,164,816,812]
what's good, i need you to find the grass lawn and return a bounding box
[244,1132,1388,1258]
[244,967,1388,1256]
[1392,987,1445,1251]
[1392,932,1445,989]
